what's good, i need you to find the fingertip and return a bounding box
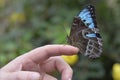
[69,45,79,52]
[63,45,79,54]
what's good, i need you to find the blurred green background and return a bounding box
[0,0,120,80]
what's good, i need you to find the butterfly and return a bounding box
[67,5,102,58]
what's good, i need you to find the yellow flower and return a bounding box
[112,63,120,80]
[9,12,26,23]
[61,55,79,66]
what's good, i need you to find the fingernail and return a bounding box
[31,73,40,80]
[74,47,79,51]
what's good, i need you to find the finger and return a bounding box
[2,71,41,80]
[42,74,57,80]
[1,45,78,72]
[24,45,79,64]
[41,57,73,80]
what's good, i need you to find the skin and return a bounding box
[0,45,79,80]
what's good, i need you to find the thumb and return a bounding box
[0,71,41,80]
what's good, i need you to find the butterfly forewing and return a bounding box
[67,5,102,58]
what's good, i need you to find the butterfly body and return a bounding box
[67,5,102,58]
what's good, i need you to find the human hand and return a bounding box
[0,45,79,80]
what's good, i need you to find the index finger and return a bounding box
[25,45,79,63]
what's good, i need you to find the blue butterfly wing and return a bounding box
[67,5,102,58]
[86,33,96,37]
[78,5,96,29]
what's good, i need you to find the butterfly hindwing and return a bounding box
[67,5,102,58]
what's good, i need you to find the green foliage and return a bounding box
[0,0,120,80]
